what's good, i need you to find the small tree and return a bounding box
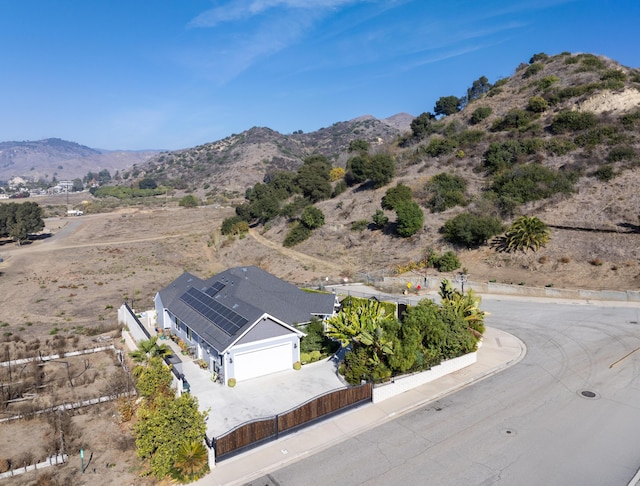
[442,213,505,248]
[179,195,199,208]
[300,206,325,229]
[381,183,412,210]
[434,96,462,117]
[395,201,424,237]
[372,209,389,229]
[501,216,550,252]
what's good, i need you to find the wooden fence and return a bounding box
[213,382,372,461]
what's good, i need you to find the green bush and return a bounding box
[426,172,467,213]
[332,180,348,198]
[545,138,577,156]
[372,210,389,229]
[300,206,325,229]
[283,222,312,247]
[351,219,369,231]
[228,378,236,387]
[538,75,559,90]
[469,106,493,125]
[523,63,544,78]
[441,213,505,248]
[491,109,533,132]
[310,350,321,362]
[300,352,311,364]
[591,164,616,181]
[601,69,626,82]
[529,53,549,63]
[423,137,457,157]
[436,251,461,272]
[221,215,247,235]
[491,164,577,207]
[395,201,424,237]
[527,96,548,113]
[381,183,412,210]
[482,140,522,174]
[607,146,636,162]
[293,361,301,370]
[550,111,597,133]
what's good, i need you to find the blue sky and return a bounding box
[1,0,638,150]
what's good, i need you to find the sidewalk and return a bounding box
[201,326,526,486]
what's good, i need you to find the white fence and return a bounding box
[0,454,68,479]
[372,351,478,403]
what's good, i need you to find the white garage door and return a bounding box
[233,343,292,381]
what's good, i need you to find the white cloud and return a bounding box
[190,0,365,28]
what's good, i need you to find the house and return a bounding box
[154,266,339,385]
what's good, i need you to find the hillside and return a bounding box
[137,114,412,195]
[0,138,158,183]
[199,51,640,291]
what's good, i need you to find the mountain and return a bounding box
[0,138,159,183]
[137,114,413,194]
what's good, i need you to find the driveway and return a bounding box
[170,344,346,438]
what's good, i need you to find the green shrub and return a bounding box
[538,75,559,90]
[426,172,467,213]
[550,111,597,133]
[221,215,247,235]
[441,213,504,248]
[527,96,548,113]
[283,222,312,247]
[372,209,389,229]
[293,361,302,370]
[601,69,626,82]
[178,195,199,208]
[423,137,457,157]
[469,106,493,125]
[300,206,325,229]
[523,63,544,78]
[332,180,348,198]
[529,53,549,63]
[607,146,636,162]
[545,138,577,156]
[621,111,640,130]
[491,164,577,207]
[351,219,369,231]
[228,378,236,387]
[310,350,322,362]
[436,251,461,272]
[482,140,523,174]
[381,183,412,210]
[491,109,533,132]
[591,164,616,181]
[300,353,311,364]
[395,201,424,237]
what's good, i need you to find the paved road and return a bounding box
[250,299,640,486]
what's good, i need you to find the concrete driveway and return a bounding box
[176,351,346,439]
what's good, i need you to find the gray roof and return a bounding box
[157,266,336,353]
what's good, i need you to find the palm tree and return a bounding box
[129,336,172,365]
[172,440,209,482]
[502,216,550,253]
[439,279,487,336]
[326,299,394,365]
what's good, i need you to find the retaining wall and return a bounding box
[373,351,477,403]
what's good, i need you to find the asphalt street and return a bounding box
[250,298,640,486]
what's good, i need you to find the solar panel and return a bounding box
[180,287,247,335]
[204,281,225,297]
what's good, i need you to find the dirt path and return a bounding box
[248,229,344,274]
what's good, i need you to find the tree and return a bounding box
[367,153,396,188]
[426,172,467,213]
[71,178,84,192]
[528,96,548,113]
[326,300,394,366]
[296,156,332,202]
[348,139,371,153]
[434,96,462,117]
[467,76,492,102]
[172,441,209,483]
[345,155,369,185]
[381,183,412,210]
[410,112,436,138]
[372,209,389,229]
[442,213,505,248]
[470,106,492,125]
[135,356,173,398]
[395,201,424,237]
[300,206,325,229]
[501,216,551,252]
[139,177,158,189]
[134,392,207,480]
[129,336,172,366]
[179,195,199,208]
